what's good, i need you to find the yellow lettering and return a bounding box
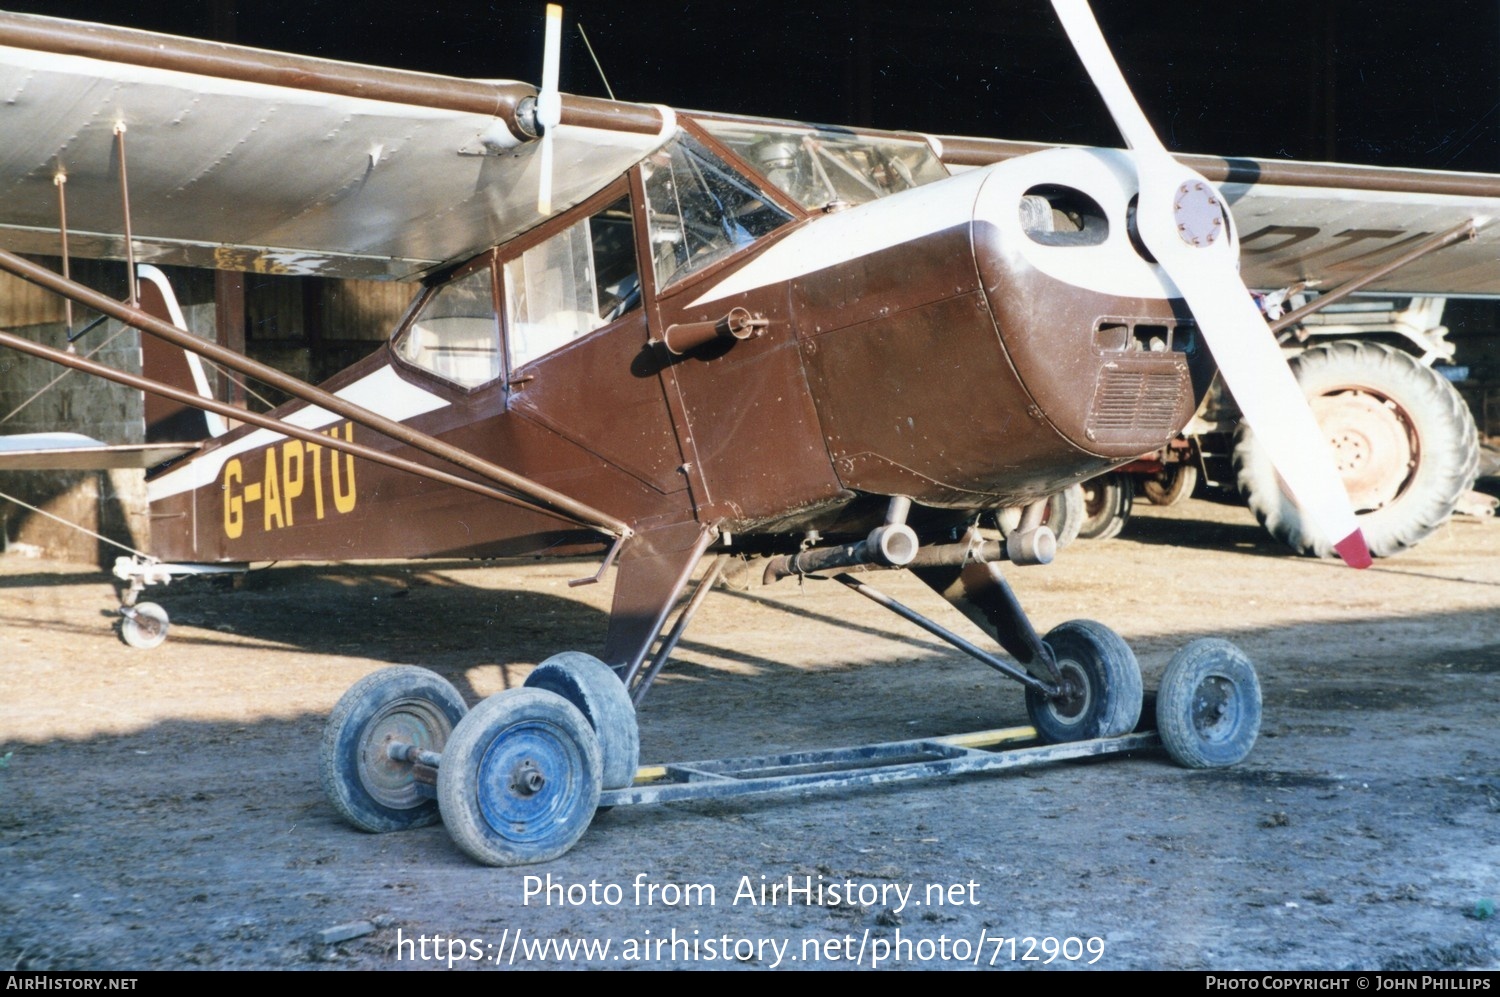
[329,422,356,514]
[263,451,284,531]
[281,440,304,526]
[223,459,243,539]
[304,441,325,520]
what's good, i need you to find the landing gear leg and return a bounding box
[116,557,170,649]
[909,553,1143,742]
[909,557,1065,685]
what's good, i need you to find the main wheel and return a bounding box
[524,651,639,790]
[438,688,601,866]
[119,602,169,650]
[1142,461,1198,506]
[1234,341,1479,558]
[1045,484,1085,550]
[319,666,468,833]
[1077,473,1134,540]
[1025,620,1143,743]
[1156,638,1261,769]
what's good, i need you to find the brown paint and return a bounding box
[128,145,1214,570]
[0,21,1258,673]
[938,136,1500,200]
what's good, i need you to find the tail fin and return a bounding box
[137,264,227,443]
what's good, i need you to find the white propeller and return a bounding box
[535,3,563,216]
[1050,0,1371,568]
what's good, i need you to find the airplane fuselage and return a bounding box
[145,138,1213,564]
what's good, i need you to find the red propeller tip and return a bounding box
[1334,529,1373,570]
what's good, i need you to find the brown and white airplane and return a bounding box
[1,2,1497,864]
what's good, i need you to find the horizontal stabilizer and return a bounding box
[0,434,199,470]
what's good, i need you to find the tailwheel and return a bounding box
[319,666,468,832]
[119,602,169,650]
[1156,638,1261,769]
[438,687,602,866]
[524,651,639,790]
[1025,620,1143,743]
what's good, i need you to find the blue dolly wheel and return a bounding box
[1156,638,1262,769]
[438,687,602,866]
[525,651,639,790]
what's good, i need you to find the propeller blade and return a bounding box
[537,129,555,216]
[1049,0,1371,568]
[535,3,564,216]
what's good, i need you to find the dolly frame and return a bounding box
[600,727,1159,807]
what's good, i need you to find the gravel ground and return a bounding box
[2,497,1499,971]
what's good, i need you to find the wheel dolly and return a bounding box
[320,560,1263,866]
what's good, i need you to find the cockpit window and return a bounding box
[393,266,500,389]
[504,196,641,368]
[699,120,948,211]
[641,133,792,289]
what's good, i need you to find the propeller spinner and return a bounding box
[1049,0,1372,568]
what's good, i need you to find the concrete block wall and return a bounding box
[0,318,147,564]
[0,262,215,565]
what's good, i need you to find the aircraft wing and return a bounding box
[1220,172,1500,297]
[938,136,1500,298]
[0,12,674,281]
[0,433,198,470]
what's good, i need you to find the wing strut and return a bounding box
[1266,220,1478,335]
[115,122,138,306]
[0,248,632,540]
[0,326,609,532]
[53,170,73,337]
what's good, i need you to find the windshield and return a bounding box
[641,132,792,289]
[699,120,948,211]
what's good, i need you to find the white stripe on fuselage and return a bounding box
[138,264,227,438]
[687,166,996,308]
[145,363,449,502]
[687,150,1183,309]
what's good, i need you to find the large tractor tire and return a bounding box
[1233,340,1479,558]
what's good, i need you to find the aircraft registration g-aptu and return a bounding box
[1,1,1497,864]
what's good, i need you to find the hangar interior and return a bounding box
[2,0,1500,562]
[0,262,406,561]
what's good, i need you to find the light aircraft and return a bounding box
[1,1,1498,865]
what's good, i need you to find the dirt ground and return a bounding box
[3,496,1500,971]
